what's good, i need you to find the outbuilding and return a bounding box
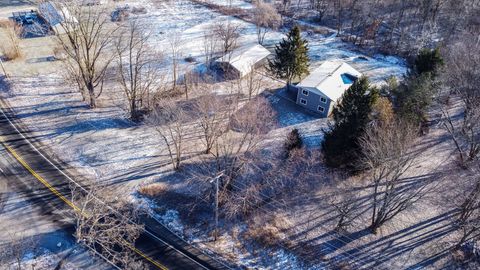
[38,2,77,35]
[295,61,362,117]
[214,44,271,80]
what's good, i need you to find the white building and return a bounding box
[214,44,271,79]
[38,2,77,35]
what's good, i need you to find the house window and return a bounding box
[302,89,309,96]
[300,98,307,105]
[317,105,325,112]
[320,97,327,103]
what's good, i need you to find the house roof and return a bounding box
[38,2,77,27]
[297,61,362,102]
[39,2,62,26]
[216,44,271,77]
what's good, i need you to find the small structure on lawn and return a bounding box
[214,44,271,80]
[80,0,107,5]
[38,1,77,35]
[295,61,361,117]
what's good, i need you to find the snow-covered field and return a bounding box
[125,0,406,85]
[0,0,408,191]
[0,0,413,268]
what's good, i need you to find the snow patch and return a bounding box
[157,210,185,236]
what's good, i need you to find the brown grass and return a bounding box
[138,182,168,197]
[0,19,12,28]
[0,19,22,61]
[245,214,293,248]
[245,223,280,247]
[0,45,21,61]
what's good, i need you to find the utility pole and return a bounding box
[210,172,223,241]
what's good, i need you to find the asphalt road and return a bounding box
[0,100,230,270]
[0,143,113,269]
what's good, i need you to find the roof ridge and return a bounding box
[314,61,343,88]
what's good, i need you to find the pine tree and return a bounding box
[394,48,443,126]
[413,47,444,76]
[268,25,310,89]
[322,76,378,170]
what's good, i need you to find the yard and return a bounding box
[1,0,462,269]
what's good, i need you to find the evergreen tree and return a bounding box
[268,25,310,89]
[322,76,378,170]
[394,48,443,126]
[413,47,444,76]
[284,128,303,158]
[394,73,435,125]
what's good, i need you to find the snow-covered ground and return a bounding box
[0,149,110,270]
[0,0,411,268]
[0,0,407,193]
[207,0,253,9]
[133,194,327,269]
[124,0,406,86]
[119,0,406,148]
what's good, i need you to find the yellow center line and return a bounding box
[0,138,168,270]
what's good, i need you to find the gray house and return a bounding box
[295,61,362,117]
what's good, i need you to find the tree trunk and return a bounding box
[131,99,137,121]
[371,181,379,233]
[88,82,96,108]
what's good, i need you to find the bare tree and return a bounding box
[310,0,330,22]
[182,68,204,100]
[456,168,480,248]
[328,178,361,232]
[202,29,219,68]
[215,97,276,189]
[116,21,161,121]
[213,20,242,55]
[70,182,146,269]
[195,86,227,154]
[169,31,184,91]
[53,0,118,108]
[192,96,277,221]
[223,147,319,219]
[148,99,190,170]
[0,229,37,270]
[280,0,292,14]
[253,1,281,45]
[235,65,265,100]
[441,33,480,166]
[360,120,427,233]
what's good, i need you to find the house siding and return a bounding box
[295,87,331,117]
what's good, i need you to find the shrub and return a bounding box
[0,20,22,61]
[245,224,280,247]
[284,128,302,157]
[0,45,20,61]
[138,183,168,197]
[245,214,293,248]
[131,6,147,14]
[184,56,196,63]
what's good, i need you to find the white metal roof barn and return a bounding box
[215,44,271,79]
